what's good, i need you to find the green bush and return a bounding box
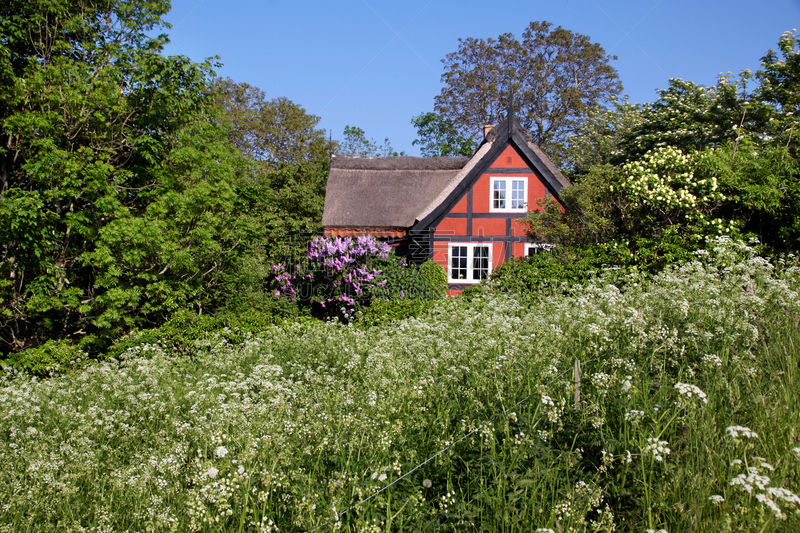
[489,244,630,295]
[490,238,701,299]
[355,298,441,327]
[374,257,448,302]
[1,339,87,377]
[418,260,448,299]
[107,303,304,360]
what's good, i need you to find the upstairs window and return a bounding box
[449,243,492,283]
[491,177,527,212]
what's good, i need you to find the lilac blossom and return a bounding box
[270,235,396,318]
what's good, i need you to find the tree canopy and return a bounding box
[411,112,476,157]
[213,78,333,167]
[435,21,622,164]
[338,126,403,157]
[0,0,331,355]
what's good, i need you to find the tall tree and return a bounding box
[435,21,622,163]
[0,0,245,352]
[411,112,476,157]
[213,78,333,167]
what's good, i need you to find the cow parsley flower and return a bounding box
[674,382,708,403]
[708,495,724,504]
[624,410,645,424]
[207,467,219,479]
[643,437,671,462]
[726,426,758,439]
[215,446,228,458]
[757,493,785,519]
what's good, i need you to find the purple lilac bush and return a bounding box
[270,235,394,316]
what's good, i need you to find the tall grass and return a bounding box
[0,238,798,531]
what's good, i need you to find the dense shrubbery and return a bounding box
[0,1,330,361]
[540,31,800,255]
[486,236,703,299]
[1,239,798,531]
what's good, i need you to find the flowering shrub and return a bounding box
[617,146,734,235]
[269,235,392,317]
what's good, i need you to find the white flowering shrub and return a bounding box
[617,146,733,237]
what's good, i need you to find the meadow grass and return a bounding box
[0,238,798,532]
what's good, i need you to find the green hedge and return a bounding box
[2,296,308,377]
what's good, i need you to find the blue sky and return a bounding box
[161,0,800,156]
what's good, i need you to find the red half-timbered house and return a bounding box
[322,111,570,294]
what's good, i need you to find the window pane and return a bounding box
[451,246,467,279]
[472,246,489,280]
[512,180,525,209]
[493,181,506,209]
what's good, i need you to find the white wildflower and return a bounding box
[643,437,671,462]
[726,426,758,439]
[674,382,708,403]
[624,410,645,424]
[756,493,784,519]
[708,495,724,504]
[730,471,771,493]
[207,467,219,479]
[215,446,228,458]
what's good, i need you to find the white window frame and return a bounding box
[524,243,556,257]
[490,177,528,213]
[448,243,492,284]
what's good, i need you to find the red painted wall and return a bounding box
[472,217,506,236]
[450,195,468,214]
[490,146,527,168]
[435,217,467,236]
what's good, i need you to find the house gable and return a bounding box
[412,116,567,233]
[410,113,570,294]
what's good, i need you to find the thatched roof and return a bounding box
[322,155,471,228]
[323,114,571,233]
